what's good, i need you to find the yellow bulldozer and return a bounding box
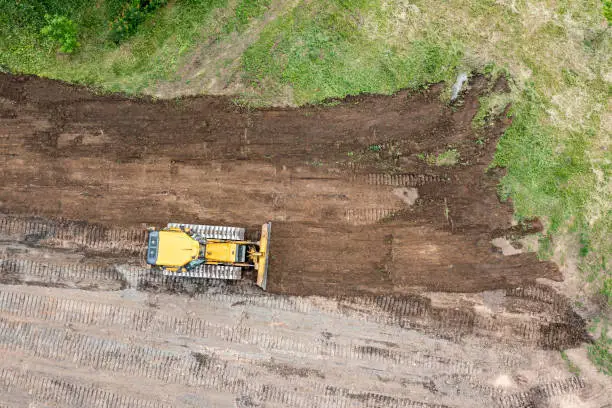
[146,222,271,290]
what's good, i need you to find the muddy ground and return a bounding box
[0,73,608,407]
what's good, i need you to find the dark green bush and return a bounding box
[108,0,168,44]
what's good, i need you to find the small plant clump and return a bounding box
[40,14,79,54]
[109,0,168,44]
[418,149,459,166]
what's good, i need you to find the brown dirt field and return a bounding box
[0,74,605,408]
[0,73,561,296]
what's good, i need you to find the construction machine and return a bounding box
[146,222,271,290]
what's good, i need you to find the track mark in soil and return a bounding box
[361,173,448,187]
[344,208,402,224]
[0,215,146,254]
[0,258,127,290]
[497,376,585,408]
[0,317,448,408]
[0,367,170,408]
[0,290,479,373]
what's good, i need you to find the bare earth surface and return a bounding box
[0,74,609,407]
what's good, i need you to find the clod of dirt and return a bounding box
[393,187,419,206]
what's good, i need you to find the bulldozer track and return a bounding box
[0,317,449,408]
[506,285,568,312]
[344,208,401,224]
[167,223,245,241]
[0,290,477,374]
[361,173,448,187]
[497,376,585,408]
[0,367,169,408]
[0,258,127,290]
[202,292,578,349]
[0,216,146,253]
[163,264,242,280]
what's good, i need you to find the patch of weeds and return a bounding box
[579,233,591,257]
[223,0,271,33]
[435,149,459,166]
[493,85,594,234]
[537,234,554,260]
[109,0,168,44]
[321,99,341,107]
[241,1,462,104]
[368,144,382,152]
[308,159,323,167]
[418,149,459,166]
[587,322,611,376]
[560,350,581,375]
[472,92,513,129]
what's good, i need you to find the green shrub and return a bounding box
[109,0,168,44]
[40,14,80,54]
[603,0,612,24]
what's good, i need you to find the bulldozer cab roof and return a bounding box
[147,230,200,267]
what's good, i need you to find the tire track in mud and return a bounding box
[0,216,146,254]
[0,290,477,375]
[0,367,169,408]
[0,258,127,290]
[0,317,449,408]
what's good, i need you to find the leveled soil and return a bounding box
[1,73,560,296]
[0,74,605,408]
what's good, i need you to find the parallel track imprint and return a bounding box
[0,317,448,408]
[0,367,169,408]
[362,173,448,187]
[181,291,573,348]
[0,291,477,374]
[0,258,126,290]
[344,208,401,224]
[0,216,146,253]
[506,285,568,312]
[497,376,585,408]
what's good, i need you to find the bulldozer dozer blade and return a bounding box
[256,222,271,290]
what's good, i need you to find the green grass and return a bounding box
[223,0,271,34]
[241,0,462,104]
[588,322,612,375]
[0,0,229,93]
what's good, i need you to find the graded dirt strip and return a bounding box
[0,284,599,408]
[0,74,563,295]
